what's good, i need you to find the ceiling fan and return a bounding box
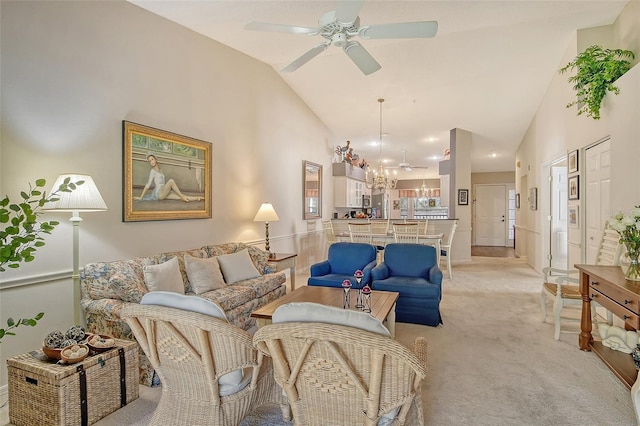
[391,150,429,172]
[244,0,438,75]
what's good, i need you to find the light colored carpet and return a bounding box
[6,257,634,425]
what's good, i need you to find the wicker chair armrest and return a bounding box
[542,267,578,276]
[556,276,579,285]
[413,336,428,372]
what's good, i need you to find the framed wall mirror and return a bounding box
[303,161,322,220]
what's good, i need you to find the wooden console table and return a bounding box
[577,264,640,389]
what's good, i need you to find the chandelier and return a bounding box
[416,178,429,197]
[365,98,398,191]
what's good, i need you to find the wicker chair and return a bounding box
[120,303,287,425]
[541,224,622,340]
[253,322,427,425]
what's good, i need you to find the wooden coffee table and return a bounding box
[251,286,399,338]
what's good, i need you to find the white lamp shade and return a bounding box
[45,174,108,212]
[253,202,279,222]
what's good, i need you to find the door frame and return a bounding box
[542,155,568,271]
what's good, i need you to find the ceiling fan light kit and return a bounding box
[245,0,438,75]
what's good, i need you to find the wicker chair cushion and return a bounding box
[272,302,390,336]
[217,249,262,284]
[543,282,581,299]
[142,257,184,294]
[140,292,249,395]
[184,255,226,294]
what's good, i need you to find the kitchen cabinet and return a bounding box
[334,176,368,208]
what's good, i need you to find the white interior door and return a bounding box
[550,165,568,269]
[475,184,507,246]
[585,139,611,261]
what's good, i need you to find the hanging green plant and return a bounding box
[559,45,634,120]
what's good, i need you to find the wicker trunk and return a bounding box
[7,339,139,426]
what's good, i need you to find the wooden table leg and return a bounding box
[579,270,593,351]
[385,303,397,338]
[289,263,296,292]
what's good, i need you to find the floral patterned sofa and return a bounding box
[80,242,286,386]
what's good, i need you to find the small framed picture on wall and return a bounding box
[458,189,469,205]
[568,150,579,173]
[568,205,579,228]
[568,175,579,200]
[529,187,538,210]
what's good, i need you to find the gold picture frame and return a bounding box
[123,121,212,222]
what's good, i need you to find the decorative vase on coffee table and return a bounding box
[354,270,364,309]
[342,279,352,309]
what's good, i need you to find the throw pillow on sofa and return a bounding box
[110,265,147,303]
[140,291,250,396]
[217,249,261,285]
[184,255,226,294]
[143,257,184,294]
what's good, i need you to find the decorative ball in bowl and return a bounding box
[61,344,89,364]
[86,334,116,353]
[42,344,63,360]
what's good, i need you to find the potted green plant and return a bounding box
[0,177,83,342]
[559,45,635,120]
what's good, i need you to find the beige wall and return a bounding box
[515,0,640,271]
[471,172,515,186]
[0,1,334,387]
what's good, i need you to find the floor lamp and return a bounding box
[46,174,107,325]
[253,202,279,258]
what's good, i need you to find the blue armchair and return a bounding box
[371,243,443,326]
[308,242,377,289]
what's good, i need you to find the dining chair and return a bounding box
[440,222,457,279]
[419,219,430,236]
[370,219,391,248]
[393,222,420,243]
[349,222,372,244]
[541,223,622,340]
[322,220,337,246]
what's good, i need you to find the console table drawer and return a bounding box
[589,279,640,315]
[590,289,640,329]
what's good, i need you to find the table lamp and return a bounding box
[46,174,107,325]
[253,202,279,258]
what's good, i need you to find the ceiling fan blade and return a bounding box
[360,21,438,39]
[335,0,365,25]
[281,44,328,72]
[245,21,318,35]
[343,41,381,75]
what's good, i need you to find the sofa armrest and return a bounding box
[428,265,444,285]
[310,260,331,277]
[362,259,378,284]
[81,297,135,339]
[371,263,390,281]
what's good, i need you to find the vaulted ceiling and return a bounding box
[129,0,627,179]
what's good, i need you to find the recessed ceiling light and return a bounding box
[490,153,497,158]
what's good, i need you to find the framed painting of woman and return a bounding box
[123,121,212,222]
